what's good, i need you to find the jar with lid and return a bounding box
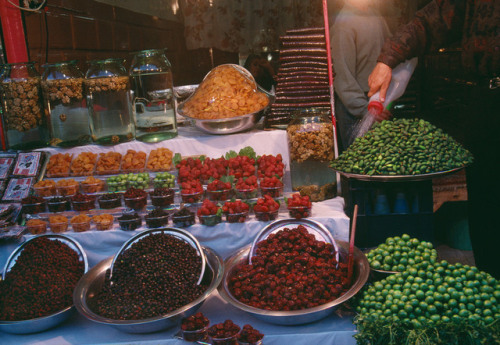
[42,61,91,147]
[287,108,336,201]
[0,62,49,150]
[85,58,134,145]
[129,49,177,142]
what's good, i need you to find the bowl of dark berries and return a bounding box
[180,312,209,342]
[73,231,224,334]
[117,213,142,231]
[21,196,46,215]
[172,207,196,228]
[47,196,71,212]
[71,193,96,212]
[208,319,241,345]
[123,187,148,210]
[145,208,169,228]
[238,324,264,345]
[149,187,175,208]
[98,193,122,209]
[0,235,88,334]
[218,223,369,325]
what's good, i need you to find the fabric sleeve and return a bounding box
[378,0,465,68]
[331,27,368,118]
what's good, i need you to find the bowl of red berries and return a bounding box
[180,180,204,204]
[222,200,250,223]
[286,193,312,219]
[234,176,258,199]
[238,324,264,345]
[206,179,232,201]
[180,312,209,342]
[207,319,241,345]
[259,176,284,198]
[218,223,370,325]
[257,154,285,179]
[253,195,280,222]
[123,188,148,210]
[197,199,222,226]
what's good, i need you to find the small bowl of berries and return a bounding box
[180,312,209,342]
[259,176,284,198]
[145,208,169,228]
[180,180,204,204]
[253,195,280,222]
[207,320,241,345]
[238,324,264,345]
[286,193,312,219]
[123,187,148,210]
[98,193,122,209]
[197,199,222,226]
[117,212,142,231]
[71,193,96,212]
[222,200,250,223]
[206,178,232,201]
[149,187,175,208]
[172,207,196,228]
[234,176,258,199]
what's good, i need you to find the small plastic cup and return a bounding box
[93,217,114,231]
[145,214,169,228]
[47,197,71,213]
[181,325,209,342]
[206,188,232,202]
[149,190,175,208]
[208,334,239,345]
[80,179,105,194]
[98,194,122,209]
[50,219,69,233]
[225,211,249,223]
[238,340,263,345]
[259,185,283,198]
[234,188,258,200]
[22,200,46,215]
[71,219,91,232]
[181,190,204,204]
[254,209,279,222]
[118,215,142,231]
[26,220,48,235]
[198,214,222,226]
[57,184,79,197]
[172,212,195,228]
[72,196,96,211]
[287,205,312,219]
[33,183,56,197]
[124,194,148,210]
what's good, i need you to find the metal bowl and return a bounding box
[73,246,223,334]
[0,234,89,334]
[218,240,369,325]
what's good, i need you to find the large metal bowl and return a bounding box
[0,234,89,334]
[218,240,369,325]
[73,246,223,334]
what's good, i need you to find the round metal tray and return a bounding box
[332,166,464,182]
[0,234,88,334]
[110,228,206,285]
[249,218,338,265]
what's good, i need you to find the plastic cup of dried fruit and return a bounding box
[71,219,91,232]
[98,193,122,209]
[234,187,258,200]
[181,325,209,342]
[118,214,142,231]
[254,209,279,222]
[80,179,105,194]
[149,190,175,208]
[259,185,283,198]
[33,183,57,197]
[145,213,169,228]
[206,188,232,202]
[93,215,114,231]
[238,340,263,345]
[26,220,48,235]
[198,213,222,226]
[21,199,46,215]
[208,334,239,345]
[49,219,69,233]
[123,194,148,210]
[47,197,71,213]
[57,184,79,197]
[71,195,96,211]
[181,190,204,204]
[225,211,249,223]
[287,205,312,219]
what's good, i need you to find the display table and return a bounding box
[0,126,357,345]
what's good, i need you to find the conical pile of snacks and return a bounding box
[330,118,473,176]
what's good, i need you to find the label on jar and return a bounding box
[2,177,34,202]
[13,152,42,177]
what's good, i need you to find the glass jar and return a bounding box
[0,62,49,150]
[42,61,92,147]
[287,108,336,201]
[129,49,177,142]
[85,58,134,145]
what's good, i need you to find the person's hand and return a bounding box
[368,62,392,102]
[373,109,392,122]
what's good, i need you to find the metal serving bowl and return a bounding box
[0,234,89,334]
[73,246,223,334]
[218,240,369,325]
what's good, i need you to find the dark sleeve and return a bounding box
[378,0,466,68]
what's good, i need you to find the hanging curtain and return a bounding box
[179,0,324,54]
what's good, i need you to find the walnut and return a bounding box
[59,113,67,122]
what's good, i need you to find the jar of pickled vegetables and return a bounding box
[85,58,134,145]
[42,61,91,147]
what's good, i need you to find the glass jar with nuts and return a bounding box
[42,61,92,147]
[0,62,49,150]
[286,108,336,201]
[85,58,134,145]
